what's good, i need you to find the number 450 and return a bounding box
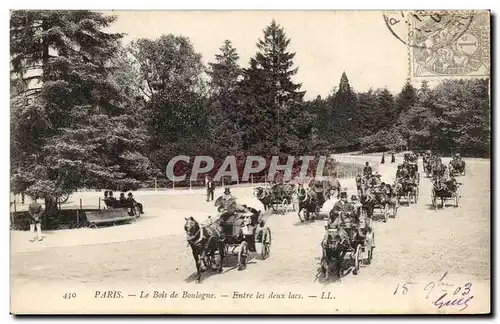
[63,293,76,300]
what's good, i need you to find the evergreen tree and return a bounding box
[396,81,418,115]
[376,88,396,130]
[10,10,157,212]
[356,89,378,136]
[238,19,307,155]
[330,72,358,149]
[206,40,243,156]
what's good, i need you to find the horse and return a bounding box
[296,187,320,221]
[321,221,359,280]
[184,216,225,283]
[253,186,273,211]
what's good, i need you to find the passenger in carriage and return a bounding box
[396,165,404,178]
[445,173,458,192]
[216,188,253,226]
[329,191,354,223]
[373,173,382,187]
[329,192,358,243]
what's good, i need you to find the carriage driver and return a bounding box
[216,188,253,225]
[329,191,355,224]
[329,191,358,244]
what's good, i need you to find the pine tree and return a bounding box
[330,72,358,149]
[356,89,378,136]
[238,19,306,155]
[396,81,418,115]
[206,40,242,155]
[375,88,396,130]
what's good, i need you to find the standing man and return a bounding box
[28,196,43,242]
[381,153,385,164]
[205,175,215,202]
[391,153,396,163]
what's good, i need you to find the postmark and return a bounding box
[411,12,490,77]
[383,10,475,49]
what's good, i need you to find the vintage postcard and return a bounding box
[9,10,491,314]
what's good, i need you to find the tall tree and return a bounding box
[238,19,307,155]
[130,34,208,173]
[10,10,156,211]
[356,89,378,136]
[330,72,358,149]
[396,81,418,115]
[375,88,396,130]
[206,40,243,156]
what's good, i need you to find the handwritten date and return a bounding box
[393,272,474,311]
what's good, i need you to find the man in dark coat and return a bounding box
[205,176,215,202]
[127,192,144,215]
[28,197,43,242]
[391,153,396,163]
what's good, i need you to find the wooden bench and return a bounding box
[85,208,137,227]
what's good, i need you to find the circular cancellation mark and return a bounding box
[383,10,475,49]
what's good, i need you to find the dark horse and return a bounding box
[320,224,357,280]
[253,186,273,211]
[184,216,225,283]
[296,187,321,221]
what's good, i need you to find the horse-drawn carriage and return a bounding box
[431,179,461,209]
[253,183,298,214]
[369,188,391,222]
[184,197,272,282]
[394,177,419,206]
[407,162,420,184]
[319,211,375,280]
[296,186,324,222]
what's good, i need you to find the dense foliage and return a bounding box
[11,11,491,197]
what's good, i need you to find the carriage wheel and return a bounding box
[238,241,249,271]
[89,223,98,229]
[353,244,361,275]
[260,227,272,260]
[320,256,330,280]
[366,231,375,264]
[57,193,70,204]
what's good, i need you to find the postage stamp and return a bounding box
[384,10,491,78]
[9,10,491,315]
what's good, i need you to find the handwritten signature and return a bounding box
[394,271,474,311]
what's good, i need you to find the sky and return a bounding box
[103,11,411,100]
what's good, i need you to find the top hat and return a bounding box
[339,192,348,198]
[224,188,231,194]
